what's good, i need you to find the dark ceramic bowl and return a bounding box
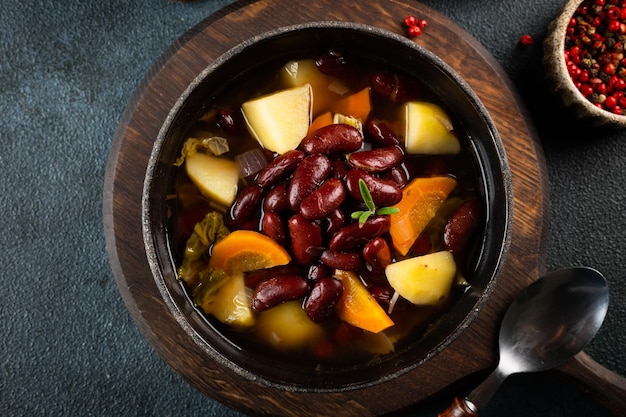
[142,21,513,392]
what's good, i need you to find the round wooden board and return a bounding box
[103,0,549,415]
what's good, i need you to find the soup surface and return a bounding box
[171,48,484,366]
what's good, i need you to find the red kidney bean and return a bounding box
[300,124,363,155]
[304,277,344,322]
[370,71,422,103]
[261,211,288,245]
[412,233,432,256]
[256,150,305,188]
[443,199,482,254]
[217,109,243,133]
[288,154,332,211]
[329,215,391,252]
[244,264,304,289]
[299,178,346,220]
[263,183,290,212]
[307,263,333,283]
[381,164,409,188]
[370,285,395,309]
[362,237,392,272]
[345,169,402,207]
[226,184,263,226]
[332,159,350,180]
[252,275,309,312]
[315,49,352,76]
[369,72,396,98]
[347,146,404,173]
[288,214,323,265]
[237,217,261,231]
[334,322,361,346]
[364,120,401,147]
[322,208,346,239]
[320,250,363,270]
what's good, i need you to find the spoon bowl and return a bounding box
[499,267,609,375]
[439,266,609,416]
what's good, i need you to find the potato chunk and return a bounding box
[185,152,239,206]
[280,59,345,114]
[385,251,456,305]
[242,84,312,154]
[254,301,324,349]
[401,101,460,155]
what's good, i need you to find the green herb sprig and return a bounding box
[351,179,399,227]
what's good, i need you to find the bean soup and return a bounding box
[171,48,484,367]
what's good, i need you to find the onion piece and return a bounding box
[387,290,400,315]
[328,80,350,95]
[333,113,363,136]
[236,148,268,178]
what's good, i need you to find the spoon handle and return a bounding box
[438,367,508,416]
[557,351,626,417]
[437,397,479,417]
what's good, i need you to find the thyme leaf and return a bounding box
[376,206,400,215]
[359,179,376,212]
[351,179,400,227]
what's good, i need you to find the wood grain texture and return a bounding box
[557,352,626,416]
[103,0,554,415]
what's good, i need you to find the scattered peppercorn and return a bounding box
[408,25,422,37]
[520,34,534,45]
[565,0,626,115]
[403,15,428,38]
[404,15,418,28]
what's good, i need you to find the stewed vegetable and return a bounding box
[171,48,484,366]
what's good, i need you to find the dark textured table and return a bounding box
[1,1,624,416]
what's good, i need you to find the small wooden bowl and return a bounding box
[544,0,626,129]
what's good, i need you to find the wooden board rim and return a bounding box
[103,1,553,415]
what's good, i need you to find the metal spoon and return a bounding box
[438,266,609,417]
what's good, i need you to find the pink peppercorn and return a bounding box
[407,25,422,37]
[520,34,534,45]
[404,15,418,27]
[605,95,618,107]
[580,70,590,82]
[608,6,621,19]
[581,84,594,97]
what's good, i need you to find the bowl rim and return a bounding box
[141,20,513,392]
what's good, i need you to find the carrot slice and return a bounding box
[334,269,394,333]
[389,176,457,256]
[307,111,333,135]
[208,230,291,274]
[332,87,371,121]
